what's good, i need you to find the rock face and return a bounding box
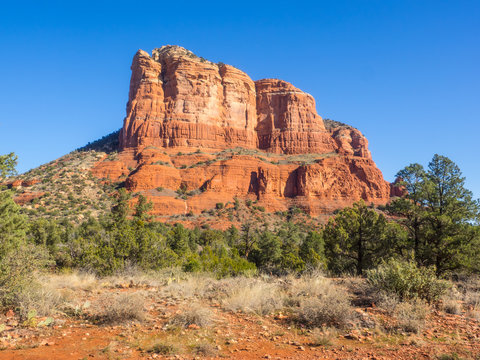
[255,79,336,154]
[120,46,258,150]
[97,45,394,216]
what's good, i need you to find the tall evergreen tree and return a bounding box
[388,163,428,259]
[133,194,153,221]
[423,155,480,274]
[239,222,258,258]
[0,153,17,181]
[389,154,480,274]
[167,223,190,255]
[299,231,326,270]
[0,190,27,254]
[0,153,26,254]
[249,231,282,270]
[324,201,400,275]
[111,188,131,225]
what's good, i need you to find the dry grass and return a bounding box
[394,299,428,334]
[93,292,145,324]
[222,280,284,315]
[45,272,97,291]
[464,289,480,321]
[146,342,178,355]
[335,276,376,307]
[289,275,353,329]
[310,327,337,347]
[375,293,429,334]
[215,274,354,328]
[169,303,214,328]
[293,296,352,329]
[191,342,217,357]
[16,283,64,319]
[466,309,480,321]
[441,295,462,315]
[103,266,184,289]
[162,275,214,299]
[376,292,400,314]
[464,290,480,309]
[288,274,333,298]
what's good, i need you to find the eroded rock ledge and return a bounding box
[94,45,393,216]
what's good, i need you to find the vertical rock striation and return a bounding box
[95,45,394,216]
[120,46,258,151]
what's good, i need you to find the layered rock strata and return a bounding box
[94,45,394,216]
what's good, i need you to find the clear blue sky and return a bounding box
[1,0,479,198]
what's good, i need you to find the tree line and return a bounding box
[1,153,479,281]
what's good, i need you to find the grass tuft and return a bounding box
[93,293,145,324]
[169,303,214,328]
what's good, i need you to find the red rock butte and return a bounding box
[92,45,395,216]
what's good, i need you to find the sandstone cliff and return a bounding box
[120,46,258,150]
[97,45,393,216]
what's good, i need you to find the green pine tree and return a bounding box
[324,200,399,275]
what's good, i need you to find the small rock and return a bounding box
[344,333,359,340]
[6,320,18,327]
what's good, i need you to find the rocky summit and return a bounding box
[10,45,396,220]
[90,45,394,216]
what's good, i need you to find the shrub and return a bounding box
[93,293,145,324]
[192,342,217,357]
[466,308,480,320]
[291,278,353,329]
[441,295,461,315]
[176,184,188,196]
[375,292,400,314]
[182,248,256,278]
[0,243,50,312]
[147,342,177,355]
[169,303,214,328]
[366,259,450,302]
[310,327,336,347]
[464,290,480,309]
[16,283,64,320]
[182,255,202,273]
[393,299,428,334]
[215,202,224,210]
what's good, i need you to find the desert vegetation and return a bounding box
[1,152,480,358]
